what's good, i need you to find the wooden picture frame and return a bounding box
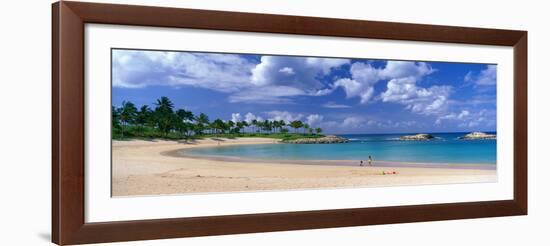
[52,1,527,245]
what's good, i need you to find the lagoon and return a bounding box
[185,132,497,165]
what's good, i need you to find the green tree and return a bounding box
[278,120,286,133]
[315,127,322,134]
[153,96,175,136]
[136,105,153,127]
[211,119,225,134]
[273,120,281,133]
[303,123,310,134]
[289,120,303,133]
[262,120,273,134]
[112,105,121,129]
[240,121,249,133]
[195,113,210,135]
[227,120,235,133]
[176,109,195,137]
[119,101,138,138]
[252,119,259,133]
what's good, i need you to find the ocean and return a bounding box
[185,132,497,165]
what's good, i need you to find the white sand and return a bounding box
[112,138,497,196]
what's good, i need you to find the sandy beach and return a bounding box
[112,138,497,196]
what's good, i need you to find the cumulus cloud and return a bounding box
[464,65,496,86]
[227,55,349,104]
[341,116,367,129]
[381,78,452,115]
[251,56,349,92]
[112,50,254,91]
[231,113,242,123]
[243,112,264,123]
[113,50,351,104]
[331,61,435,105]
[436,109,495,129]
[244,113,255,123]
[265,110,304,123]
[435,110,470,124]
[306,114,324,127]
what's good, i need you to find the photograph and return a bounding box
[111,48,498,196]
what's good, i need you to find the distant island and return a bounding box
[459,132,497,140]
[400,133,435,141]
[399,132,496,141]
[283,135,348,144]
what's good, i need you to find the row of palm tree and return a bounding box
[112,96,323,139]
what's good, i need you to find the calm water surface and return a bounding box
[185,132,497,165]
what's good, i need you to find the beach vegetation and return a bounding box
[112,96,324,141]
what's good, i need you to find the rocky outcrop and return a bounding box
[284,135,348,144]
[399,133,435,141]
[459,132,496,140]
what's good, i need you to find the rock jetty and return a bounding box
[399,133,435,141]
[459,132,496,140]
[284,135,348,144]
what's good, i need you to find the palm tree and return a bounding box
[153,96,175,136]
[176,109,194,137]
[227,120,235,133]
[303,123,310,134]
[211,119,225,134]
[289,120,303,133]
[273,120,281,133]
[195,113,209,135]
[235,121,244,134]
[262,120,273,134]
[315,127,322,134]
[240,121,249,133]
[252,119,258,133]
[112,105,121,130]
[136,105,152,127]
[119,101,138,138]
[278,120,286,133]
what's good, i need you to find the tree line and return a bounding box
[112,96,323,139]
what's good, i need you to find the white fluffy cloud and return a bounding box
[231,113,242,123]
[265,110,304,123]
[113,51,350,104]
[244,112,263,123]
[306,114,324,127]
[464,65,496,86]
[230,56,350,103]
[112,50,255,91]
[332,61,435,105]
[435,110,470,124]
[437,109,495,129]
[374,61,450,115]
[381,79,452,115]
[341,116,366,129]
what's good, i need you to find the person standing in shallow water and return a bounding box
[368,155,373,166]
[360,160,363,166]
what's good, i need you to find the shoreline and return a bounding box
[112,138,497,196]
[167,149,496,170]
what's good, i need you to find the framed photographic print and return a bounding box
[52,1,527,245]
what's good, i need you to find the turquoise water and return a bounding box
[186,132,497,165]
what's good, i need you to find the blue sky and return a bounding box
[112,49,496,134]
